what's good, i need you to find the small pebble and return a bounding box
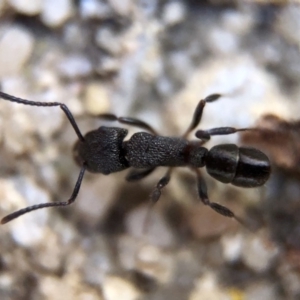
[102,275,141,300]
[241,232,279,273]
[208,27,239,55]
[136,244,174,284]
[79,0,111,19]
[63,23,87,49]
[118,235,141,270]
[8,0,42,15]
[82,236,116,286]
[245,282,280,300]
[109,0,133,16]
[222,10,255,35]
[58,54,93,79]
[125,204,176,247]
[162,1,187,26]
[83,82,111,115]
[189,273,230,300]
[1,177,50,247]
[278,263,300,298]
[0,274,13,289]
[41,0,74,28]
[275,6,300,47]
[96,56,120,76]
[0,27,34,77]
[35,229,62,272]
[95,27,123,55]
[221,233,243,263]
[39,275,77,300]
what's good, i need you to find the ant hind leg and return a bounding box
[194,168,241,222]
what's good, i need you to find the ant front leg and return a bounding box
[96,113,157,135]
[183,94,222,138]
[195,127,251,142]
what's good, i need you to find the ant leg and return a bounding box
[194,169,239,220]
[195,127,252,142]
[183,94,222,138]
[96,113,157,135]
[1,164,87,224]
[126,167,156,182]
[150,168,172,204]
[141,168,173,236]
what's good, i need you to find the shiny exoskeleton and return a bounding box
[0,92,271,224]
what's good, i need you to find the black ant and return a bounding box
[0,91,271,225]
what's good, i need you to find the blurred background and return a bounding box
[0,0,300,299]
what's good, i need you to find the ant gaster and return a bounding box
[0,91,271,225]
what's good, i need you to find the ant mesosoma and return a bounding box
[0,91,271,225]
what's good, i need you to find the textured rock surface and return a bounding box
[0,2,299,300]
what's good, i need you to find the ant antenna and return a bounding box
[0,91,87,224]
[1,164,87,224]
[0,91,85,142]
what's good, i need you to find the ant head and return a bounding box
[73,126,129,175]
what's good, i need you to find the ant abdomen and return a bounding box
[205,144,270,188]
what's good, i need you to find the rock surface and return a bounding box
[0,2,299,300]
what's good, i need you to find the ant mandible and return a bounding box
[0,91,271,225]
